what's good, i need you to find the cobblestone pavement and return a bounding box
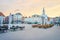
[0,25,60,40]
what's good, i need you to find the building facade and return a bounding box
[0,12,5,26]
[24,8,51,24]
[9,13,23,24]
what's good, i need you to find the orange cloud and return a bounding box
[0,0,60,17]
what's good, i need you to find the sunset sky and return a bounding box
[0,0,60,17]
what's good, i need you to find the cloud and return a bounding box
[0,0,60,17]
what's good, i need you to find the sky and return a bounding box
[0,0,60,17]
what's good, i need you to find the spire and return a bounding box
[42,8,45,15]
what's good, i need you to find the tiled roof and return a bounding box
[0,12,5,16]
[15,13,22,15]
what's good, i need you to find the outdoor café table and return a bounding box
[18,26,25,30]
[1,28,6,32]
[11,27,17,31]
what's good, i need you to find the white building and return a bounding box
[24,8,51,24]
[0,12,5,26]
[41,8,48,25]
[9,13,23,24]
[8,12,23,29]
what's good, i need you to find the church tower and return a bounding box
[41,8,48,25]
[42,8,45,15]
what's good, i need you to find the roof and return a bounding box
[15,13,22,15]
[32,14,40,17]
[0,12,5,16]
